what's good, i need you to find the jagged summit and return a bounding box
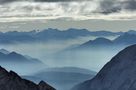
[38,81,55,90]
[0,66,56,90]
[0,66,9,76]
[72,44,136,90]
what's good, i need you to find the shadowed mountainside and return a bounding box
[72,44,136,90]
[0,66,56,90]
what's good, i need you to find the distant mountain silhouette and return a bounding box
[0,49,46,74]
[0,49,10,54]
[0,66,55,90]
[114,33,136,45]
[24,67,96,90]
[0,31,36,44]
[64,33,136,51]
[43,67,96,75]
[72,44,136,90]
[89,30,123,36]
[31,28,123,41]
[0,28,123,44]
[60,37,114,52]
[0,49,42,64]
[2,29,136,45]
[127,30,136,35]
[53,37,115,61]
[79,37,113,49]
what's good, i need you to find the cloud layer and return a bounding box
[0,0,91,3]
[97,0,136,14]
[0,0,136,21]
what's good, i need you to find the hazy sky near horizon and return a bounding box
[0,19,136,32]
[0,0,136,32]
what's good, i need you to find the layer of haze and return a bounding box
[0,35,121,72]
[0,19,136,32]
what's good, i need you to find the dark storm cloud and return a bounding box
[0,0,91,3]
[97,0,136,14]
[35,0,90,2]
[0,0,17,3]
[123,0,136,11]
[97,0,121,14]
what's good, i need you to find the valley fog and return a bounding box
[0,35,121,73]
[0,34,129,90]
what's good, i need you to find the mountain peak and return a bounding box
[9,70,21,79]
[44,28,60,32]
[80,37,112,48]
[0,49,10,54]
[0,66,8,76]
[39,80,47,85]
[38,80,56,90]
[8,51,19,56]
[94,37,112,42]
[7,51,27,60]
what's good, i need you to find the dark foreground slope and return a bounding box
[0,66,55,90]
[72,44,136,90]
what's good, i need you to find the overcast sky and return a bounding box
[0,0,136,32]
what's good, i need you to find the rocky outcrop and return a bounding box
[72,44,136,90]
[0,66,55,90]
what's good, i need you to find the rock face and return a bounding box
[72,44,136,90]
[0,66,55,90]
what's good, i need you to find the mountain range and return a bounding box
[65,32,136,51]
[0,49,43,64]
[0,49,10,54]
[0,49,46,74]
[72,44,136,90]
[0,28,136,45]
[0,28,125,44]
[0,66,55,90]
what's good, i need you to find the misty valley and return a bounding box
[0,0,136,89]
[0,28,136,90]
